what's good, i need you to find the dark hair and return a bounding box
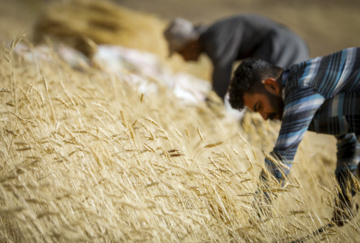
[228,58,282,110]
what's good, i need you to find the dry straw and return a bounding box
[0,1,359,242]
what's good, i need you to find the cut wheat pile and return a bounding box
[0,1,359,242]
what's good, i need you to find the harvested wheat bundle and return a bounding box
[32,0,212,80]
[34,0,167,57]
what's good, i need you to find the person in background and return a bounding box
[164,14,309,101]
[227,47,360,226]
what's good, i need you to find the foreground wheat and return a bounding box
[0,40,358,242]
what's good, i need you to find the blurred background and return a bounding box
[1,0,359,58]
[116,0,360,57]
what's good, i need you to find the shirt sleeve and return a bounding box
[202,28,243,100]
[265,86,325,181]
[212,63,233,100]
[335,133,360,174]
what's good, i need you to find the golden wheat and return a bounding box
[0,1,358,242]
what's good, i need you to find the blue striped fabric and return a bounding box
[266,47,360,180]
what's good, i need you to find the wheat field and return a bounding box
[0,0,359,242]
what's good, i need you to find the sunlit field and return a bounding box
[0,1,359,242]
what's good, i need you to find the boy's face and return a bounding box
[243,90,284,121]
[176,41,201,61]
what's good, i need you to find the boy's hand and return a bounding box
[252,188,274,219]
[251,169,276,219]
[332,191,359,226]
[332,168,359,226]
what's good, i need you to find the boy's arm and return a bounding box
[265,87,325,182]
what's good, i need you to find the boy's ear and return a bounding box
[263,78,280,95]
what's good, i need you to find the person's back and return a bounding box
[164,14,309,100]
[201,14,285,61]
[200,14,309,99]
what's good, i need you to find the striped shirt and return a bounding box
[266,47,360,180]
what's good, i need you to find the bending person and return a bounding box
[164,14,309,100]
[228,47,360,226]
